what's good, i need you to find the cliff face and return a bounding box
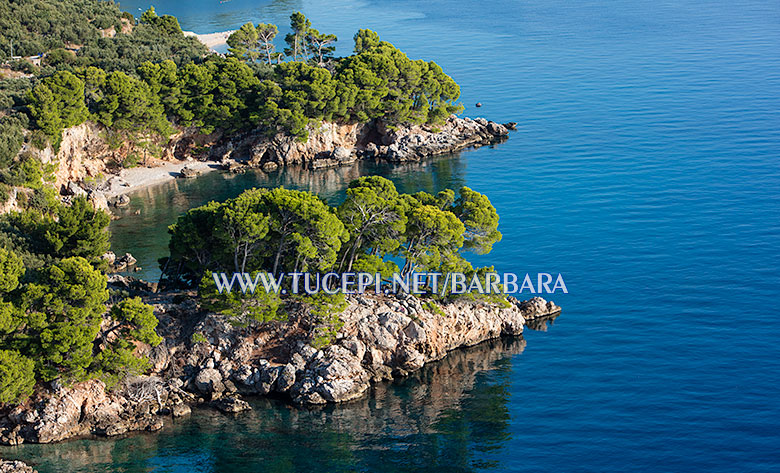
[31,123,217,194]
[18,115,511,200]
[0,294,558,445]
[222,115,511,171]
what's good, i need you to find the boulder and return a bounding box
[261,161,279,172]
[171,404,192,418]
[0,459,37,472]
[513,296,561,320]
[194,368,225,396]
[66,181,87,197]
[108,194,130,207]
[331,146,353,162]
[88,191,109,212]
[275,364,297,392]
[363,142,378,158]
[101,251,116,266]
[113,252,137,271]
[212,396,251,413]
[486,121,508,136]
[179,166,199,178]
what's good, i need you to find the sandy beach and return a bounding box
[183,30,235,50]
[106,160,218,197]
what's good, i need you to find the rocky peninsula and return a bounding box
[0,114,511,215]
[0,291,558,446]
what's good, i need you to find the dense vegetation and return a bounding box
[24,23,461,146]
[0,0,123,59]
[0,196,161,404]
[2,4,462,180]
[165,176,501,297]
[0,1,469,405]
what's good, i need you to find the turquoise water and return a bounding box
[6,0,780,471]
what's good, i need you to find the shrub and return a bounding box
[0,349,36,405]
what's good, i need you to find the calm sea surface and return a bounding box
[6,0,780,471]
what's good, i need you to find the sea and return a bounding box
[4,0,780,471]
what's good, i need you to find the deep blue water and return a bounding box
[6,0,780,471]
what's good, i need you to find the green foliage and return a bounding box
[299,292,347,349]
[262,187,348,275]
[336,32,463,125]
[18,256,108,381]
[0,183,10,205]
[400,203,465,275]
[453,186,502,254]
[190,332,208,345]
[138,7,182,37]
[0,0,121,58]
[228,22,260,62]
[5,6,464,161]
[165,187,348,283]
[44,196,111,267]
[306,29,337,65]
[284,12,312,62]
[43,47,76,67]
[228,22,281,65]
[353,29,380,53]
[0,198,158,401]
[166,178,501,292]
[94,297,161,385]
[75,21,207,75]
[108,297,162,347]
[422,300,446,317]
[0,153,44,189]
[337,176,407,272]
[0,349,36,405]
[198,271,284,326]
[0,247,24,294]
[27,71,88,146]
[94,70,171,135]
[167,200,225,284]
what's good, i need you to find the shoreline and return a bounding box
[0,294,561,446]
[183,30,235,50]
[104,160,218,198]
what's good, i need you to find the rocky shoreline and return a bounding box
[0,459,36,473]
[1,115,512,214]
[0,293,558,446]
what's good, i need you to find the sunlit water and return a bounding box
[4,0,780,471]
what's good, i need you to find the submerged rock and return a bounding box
[0,459,37,473]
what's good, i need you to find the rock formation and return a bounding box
[0,292,559,445]
[7,115,511,213]
[0,459,37,473]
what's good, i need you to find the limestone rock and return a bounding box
[275,364,297,392]
[66,181,87,197]
[194,368,225,396]
[513,296,561,320]
[0,459,37,472]
[108,194,130,207]
[171,404,192,418]
[179,165,200,178]
[212,396,251,413]
[88,191,109,212]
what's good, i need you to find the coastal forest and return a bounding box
[0,0,482,407]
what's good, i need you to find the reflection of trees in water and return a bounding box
[108,154,469,281]
[5,337,525,473]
